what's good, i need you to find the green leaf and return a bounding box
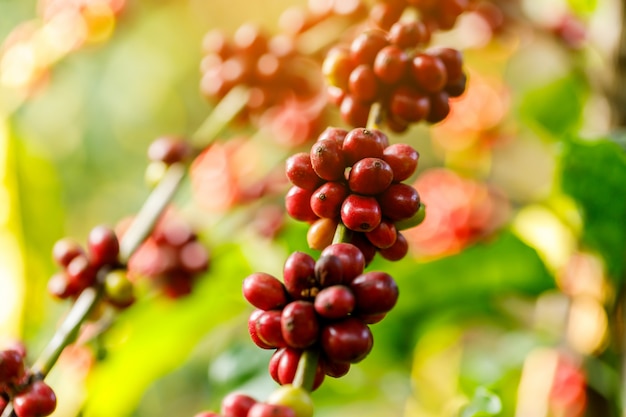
[460,387,502,417]
[518,73,588,139]
[560,137,626,281]
[567,0,597,15]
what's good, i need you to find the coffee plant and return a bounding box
[0,1,625,417]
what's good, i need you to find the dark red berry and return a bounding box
[51,238,84,268]
[377,183,420,221]
[426,91,451,123]
[378,231,409,261]
[320,243,365,283]
[310,182,349,219]
[369,2,405,31]
[373,45,408,85]
[339,95,371,128]
[66,254,97,291]
[382,143,419,182]
[350,29,389,67]
[350,271,399,315]
[365,219,397,249]
[281,301,319,349]
[348,157,393,195]
[310,139,345,181]
[221,392,257,417]
[314,254,343,288]
[389,85,431,123]
[428,47,464,84]
[255,310,287,348]
[317,127,348,145]
[320,356,351,378]
[243,272,287,311]
[0,349,25,384]
[348,65,379,103]
[249,309,273,349]
[285,153,322,190]
[341,194,382,233]
[411,53,448,93]
[342,128,387,166]
[285,186,318,223]
[389,20,427,49]
[314,285,355,319]
[276,348,325,390]
[283,251,316,300]
[13,380,57,417]
[87,225,120,267]
[321,318,373,364]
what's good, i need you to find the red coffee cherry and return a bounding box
[310,139,345,181]
[426,91,451,123]
[341,194,382,233]
[0,349,25,384]
[285,186,318,223]
[389,20,427,49]
[389,85,431,123]
[320,243,365,283]
[247,403,296,417]
[281,301,319,349]
[66,254,97,292]
[341,128,386,166]
[373,45,408,85]
[428,47,464,84]
[350,29,389,67]
[13,380,57,417]
[276,348,324,390]
[51,238,84,268]
[339,95,370,128]
[350,271,399,315]
[87,225,120,268]
[382,143,419,182]
[349,232,378,266]
[378,231,409,261]
[255,310,287,348]
[221,392,257,417]
[310,182,349,219]
[377,183,420,221]
[283,251,316,300]
[348,65,379,103]
[317,126,348,145]
[249,309,273,349]
[314,285,355,319]
[285,153,323,191]
[365,219,397,249]
[411,53,448,93]
[370,1,405,31]
[314,254,343,288]
[347,157,393,195]
[321,318,373,364]
[243,272,288,311]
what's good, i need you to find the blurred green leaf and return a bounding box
[460,387,502,417]
[83,242,251,417]
[567,0,597,15]
[560,137,626,281]
[519,72,588,139]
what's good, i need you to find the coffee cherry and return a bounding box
[179,240,210,275]
[249,310,274,349]
[428,47,464,84]
[281,301,319,349]
[389,20,427,49]
[349,232,378,266]
[378,231,409,261]
[247,403,296,417]
[285,153,323,191]
[320,355,351,378]
[426,91,451,123]
[321,318,373,364]
[347,157,393,195]
[314,254,343,288]
[243,272,288,311]
[66,254,97,292]
[320,243,365,283]
[47,272,76,299]
[348,65,379,103]
[267,385,314,417]
[341,194,382,233]
[51,238,84,268]
[275,348,325,390]
[310,139,345,181]
[350,271,399,315]
[147,136,193,165]
[255,310,287,348]
[314,285,355,319]
[370,1,405,31]
[395,203,426,230]
[0,349,25,384]
[317,126,348,145]
[104,269,135,308]
[382,143,419,182]
[87,225,119,268]
[310,182,349,219]
[365,219,397,249]
[341,128,386,166]
[377,183,420,221]
[221,392,257,417]
[13,380,57,417]
[389,85,430,123]
[411,53,448,93]
[339,95,370,128]
[283,252,316,300]
[373,45,408,85]
[350,29,389,67]
[322,46,352,90]
[357,312,387,324]
[306,218,337,250]
[285,186,318,223]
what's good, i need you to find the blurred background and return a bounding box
[0,0,625,416]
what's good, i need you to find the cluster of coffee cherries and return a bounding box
[323,20,467,132]
[200,23,322,125]
[193,385,314,417]
[47,225,135,308]
[243,242,398,391]
[286,127,422,265]
[369,0,469,32]
[0,345,56,417]
[119,210,210,299]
